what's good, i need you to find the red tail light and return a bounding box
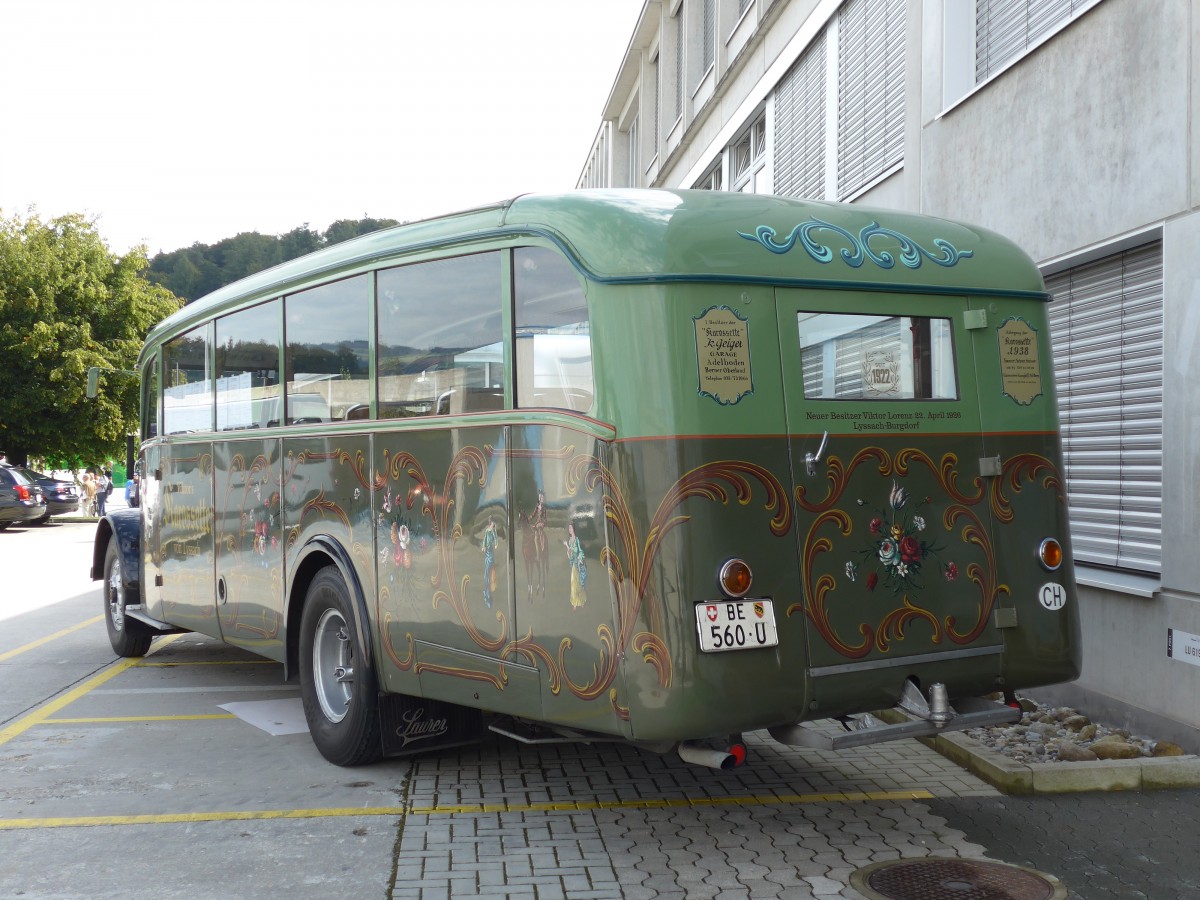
[14,485,30,501]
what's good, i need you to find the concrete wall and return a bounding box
[920,0,1189,262]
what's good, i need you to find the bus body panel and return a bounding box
[103,190,1082,764]
[213,437,285,661]
[967,295,1082,689]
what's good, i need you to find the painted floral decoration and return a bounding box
[855,480,955,594]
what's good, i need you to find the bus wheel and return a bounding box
[103,541,152,657]
[299,566,382,766]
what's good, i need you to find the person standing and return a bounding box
[82,471,97,515]
[96,469,111,516]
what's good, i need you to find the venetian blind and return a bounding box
[773,30,826,200]
[1045,241,1163,573]
[836,0,905,199]
[703,0,716,73]
[976,0,1098,82]
[675,11,684,121]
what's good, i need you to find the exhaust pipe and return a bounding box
[678,738,747,770]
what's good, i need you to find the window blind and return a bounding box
[1045,241,1163,573]
[773,30,826,200]
[703,0,716,73]
[976,0,1097,82]
[836,0,905,199]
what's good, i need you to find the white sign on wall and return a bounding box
[1167,629,1200,668]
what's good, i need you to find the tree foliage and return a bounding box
[146,217,400,302]
[0,211,182,468]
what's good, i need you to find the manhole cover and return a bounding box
[850,858,1066,900]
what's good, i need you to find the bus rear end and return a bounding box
[581,209,1080,758]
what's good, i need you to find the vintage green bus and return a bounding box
[92,190,1080,768]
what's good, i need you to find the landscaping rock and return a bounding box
[964,697,1175,764]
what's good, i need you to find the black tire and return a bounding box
[299,566,382,766]
[103,540,153,657]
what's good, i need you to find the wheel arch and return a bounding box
[287,535,374,682]
[90,508,141,601]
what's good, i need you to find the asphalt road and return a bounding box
[2,518,1199,899]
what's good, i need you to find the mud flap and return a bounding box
[378,693,483,757]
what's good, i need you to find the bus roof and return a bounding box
[146,190,1045,349]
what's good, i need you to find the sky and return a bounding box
[0,0,644,256]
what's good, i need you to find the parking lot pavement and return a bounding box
[4,522,1200,898]
[0,617,1006,900]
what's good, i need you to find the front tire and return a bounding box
[299,566,382,766]
[103,540,153,657]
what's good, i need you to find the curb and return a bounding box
[877,710,1200,794]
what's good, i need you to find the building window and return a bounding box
[1045,240,1164,574]
[738,0,753,14]
[774,30,827,200]
[695,160,723,191]
[675,9,685,122]
[652,53,661,157]
[702,0,717,74]
[976,0,1101,83]
[731,113,766,192]
[836,0,905,199]
[628,115,640,185]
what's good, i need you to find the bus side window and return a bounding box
[142,354,160,440]
[285,275,370,424]
[215,299,282,431]
[376,252,505,418]
[513,247,593,413]
[162,325,213,435]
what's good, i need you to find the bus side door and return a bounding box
[147,440,219,639]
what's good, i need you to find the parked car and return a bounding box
[12,467,79,523]
[0,465,46,529]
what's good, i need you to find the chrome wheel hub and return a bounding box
[312,608,353,723]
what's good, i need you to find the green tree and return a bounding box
[0,211,182,467]
[146,217,400,303]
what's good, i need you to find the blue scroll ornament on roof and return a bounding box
[737,218,973,269]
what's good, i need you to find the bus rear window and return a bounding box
[798,312,957,401]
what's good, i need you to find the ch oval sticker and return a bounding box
[1038,582,1067,611]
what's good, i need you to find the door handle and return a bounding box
[805,431,829,476]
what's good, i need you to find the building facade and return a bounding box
[579,0,1197,747]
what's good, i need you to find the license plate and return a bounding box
[695,599,779,652]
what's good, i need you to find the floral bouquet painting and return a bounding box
[845,480,957,594]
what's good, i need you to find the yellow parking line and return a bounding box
[0,790,935,830]
[0,616,104,663]
[0,635,182,749]
[0,808,406,830]
[41,714,238,724]
[135,660,279,667]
